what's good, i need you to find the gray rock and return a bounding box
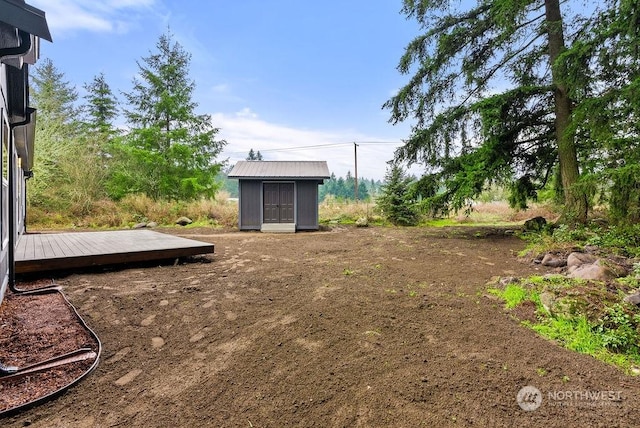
[355,217,369,227]
[539,291,556,313]
[601,259,629,278]
[541,253,567,268]
[567,260,616,281]
[133,222,147,229]
[524,216,547,231]
[623,293,640,306]
[499,276,518,287]
[175,216,193,226]
[147,222,158,228]
[539,290,579,318]
[567,252,597,268]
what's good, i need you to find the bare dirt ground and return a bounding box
[3,226,640,427]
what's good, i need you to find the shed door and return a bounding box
[263,183,294,223]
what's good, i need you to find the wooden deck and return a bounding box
[15,230,214,274]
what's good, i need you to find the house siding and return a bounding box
[0,1,49,306]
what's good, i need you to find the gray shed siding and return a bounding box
[237,179,323,231]
[296,180,320,230]
[239,180,262,230]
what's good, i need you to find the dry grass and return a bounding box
[27,192,239,230]
[454,201,559,225]
[318,198,381,224]
[27,193,558,230]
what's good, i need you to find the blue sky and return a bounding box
[30,0,422,180]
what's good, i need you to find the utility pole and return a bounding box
[354,142,359,201]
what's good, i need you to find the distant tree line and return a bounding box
[29,30,226,216]
[319,172,383,202]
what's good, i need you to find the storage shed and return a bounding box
[228,161,330,232]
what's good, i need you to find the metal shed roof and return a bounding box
[228,161,330,179]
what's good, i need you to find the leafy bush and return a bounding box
[595,304,640,354]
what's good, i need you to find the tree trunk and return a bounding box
[545,0,588,224]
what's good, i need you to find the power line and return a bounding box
[223,140,402,156]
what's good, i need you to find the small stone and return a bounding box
[147,221,158,228]
[623,293,640,306]
[541,253,567,268]
[567,252,597,268]
[175,216,193,226]
[133,222,147,229]
[539,291,555,313]
[355,217,369,227]
[499,277,518,287]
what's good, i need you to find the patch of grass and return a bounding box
[342,268,355,276]
[422,218,458,227]
[492,277,640,374]
[488,284,531,309]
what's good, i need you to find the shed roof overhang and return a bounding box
[0,0,51,42]
[228,161,330,180]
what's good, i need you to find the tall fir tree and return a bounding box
[30,58,80,209]
[385,0,640,224]
[82,72,118,137]
[108,30,226,201]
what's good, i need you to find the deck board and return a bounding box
[15,230,214,274]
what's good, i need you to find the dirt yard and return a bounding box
[3,226,640,427]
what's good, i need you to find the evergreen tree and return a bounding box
[30,59,81,209]
[108,30,226,201]
[82,72,118,136]
[246,148,263,160]
[376,163,418,226]
[76,73,120,204]
[384,0,639,224]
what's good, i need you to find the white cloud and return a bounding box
[213,109,413,180]
[30,0,156,34]
[211,83,230,94]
